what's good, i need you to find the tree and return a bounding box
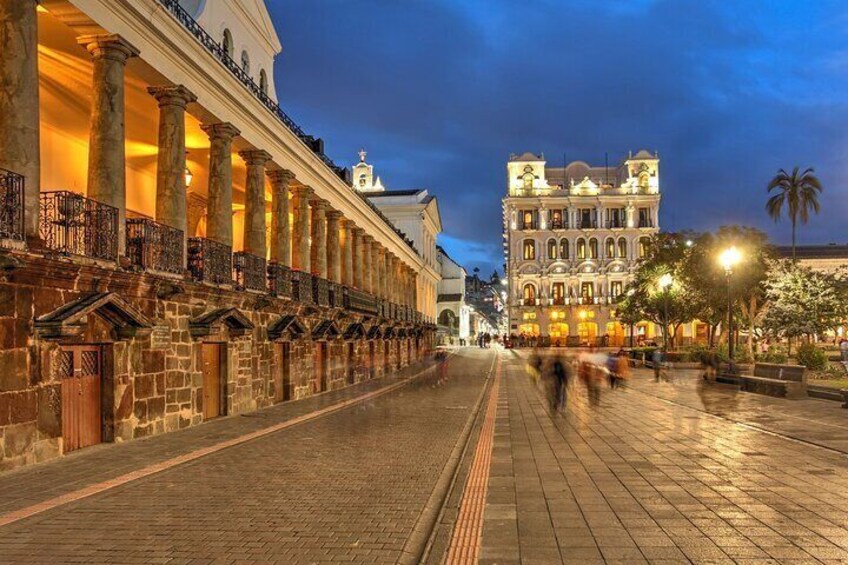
[761,262,848,352]
[766,167,823,262]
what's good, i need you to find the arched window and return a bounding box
[438,309,457,329]
[259,69,268,95]
[605,238,615,258]
[523,172,534,190]
[523,283,537,305]
[638,237,651,258]
[576,238,586,260]
[222,29,234,58]
[547,239,557,260]
[559,238,569,259]
[618,237,627,258]
[639,172,650,192]
[358,174,367,188]
[240,50,250,74]
[589,238,598,259]
[522,239,536,260]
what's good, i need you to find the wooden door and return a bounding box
[202,343,224,420]
[368,342,376,379]
[346,342,355,384]
[60,345,102,452]
[314,342,327,393]
[384,341,391,371]
[276,342,291,402]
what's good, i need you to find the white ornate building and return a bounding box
[503,150,661,345]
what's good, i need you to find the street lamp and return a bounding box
[719,246,742,371]
[657,273,673,351]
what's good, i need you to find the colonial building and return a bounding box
[503,150,661,345]
[776,245,848,275]
[436,246,470,343]
[0,0,433,470]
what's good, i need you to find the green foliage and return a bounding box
[765,166,823,260]
[762,263,848,340]
[797,343,828,370]
[756,347,788,364]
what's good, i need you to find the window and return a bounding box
[605,238,615,258]
[638,207,652,228]
[608,207,624,228]
[222,29,234,58]
[610,281,623,300]
[358,174,367,187]
[523,239,536,260]
[259,69,268,95]
[241,50,250,74]
[618,237,627,258]
[589,238,598,259]
[638,237,651,258]
[559,238,569,260]
[522,210,536,230]
[551,210,563,229]
[522,166,534,190]
[639,171,650,192]
[523,283,537,305]
[576,238,586,260]
[581,282,594,302]
[552,282,565,305]
[547,239,557,260]
[579,208,592,229]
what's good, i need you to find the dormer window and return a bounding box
[222,29,233,58]
[241,50,250,74]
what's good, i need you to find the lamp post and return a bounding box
[657,273,673,352]
[719,246,742,372]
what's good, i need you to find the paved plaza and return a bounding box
[2,349,848,564]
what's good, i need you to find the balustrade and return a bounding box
[233,251,266,292]
[267,262,292,298]
[187,237,232,285]
[40,191,118,261]
[312,276,329,307]
[126,218,183,274]
[290,270,314,305]
[0,169,24,242]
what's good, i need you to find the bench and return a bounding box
[737,363,808,399]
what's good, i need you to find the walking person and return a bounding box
[652,347,664,382]
[840,338,848,371]
[551,356,569,412]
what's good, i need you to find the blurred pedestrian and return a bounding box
[652,348,663,382]
[551,356,569,412]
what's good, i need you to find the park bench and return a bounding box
[737,362,808,400]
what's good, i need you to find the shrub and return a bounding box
[756,347,788,364]
[797,343,828,371]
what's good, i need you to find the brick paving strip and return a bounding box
[444,353,502,564]
[0,351,460,530]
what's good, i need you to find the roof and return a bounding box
[366,189,425,197]
[775,245,848,260]
[510,152,543,162]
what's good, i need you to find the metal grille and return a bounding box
[126,218,184,274]
[57,351,74,379]
[312,276,329,307]
[267,262,292,298]
[0,168,24,241]
[40,191,118,261]
[291,270,314,305]
[233,251,267,292]
[187,237,232,285]
[80,350,99,377]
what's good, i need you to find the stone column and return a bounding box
[310,198,327,278]
[78,35,138,256]
[374,245,385,299]
[326,210,342,283]
[267,169,294,266]
[393,257,402,304]
[362,234,373,294]
[352,227,364,288]
[149,85,197,260]
[200,122,239,247]
[291,186,312,272]
[239,149,271,257]
[385,252,393,303]
[341,220,354,287]
[0,0,40,239]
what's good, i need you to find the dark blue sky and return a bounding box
[268,0,848,275]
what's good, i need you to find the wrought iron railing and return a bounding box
[126,218,183,274]
[268,262,292,298]
[348,288,380,315]
[233,251,266,292]
[312,276,329,307]
[187,237,232,285]
[291,270,314,305]
[40,191,118,261]
[327,282,344,308]
[0,169,24,241]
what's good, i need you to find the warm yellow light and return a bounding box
[184,166,193,189]
[719,246,742,271]
[578,310,588,320]
[658,273,673,291]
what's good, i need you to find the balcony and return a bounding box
[187,237,232,285]
[0,169,24,242]
[552,297,565,306]
[606,220,624,229]
[290,270,314,304]
[312,276,329,307]
[233,251,267,292]
[638,219,655,228]
[40,191,118,261]
[267,262,292,298]
[126,218,184,275]
[327,282,344,308]
[522,298,536,306]
[347,288,380,316]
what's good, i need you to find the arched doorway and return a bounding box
[606,322,625,347]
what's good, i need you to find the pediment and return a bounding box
[312,320,341,340]
[190,308,254,338]
[35,292,153,341]
[366,325,383,340]
[342,322,366,341]
[268,315,307,341]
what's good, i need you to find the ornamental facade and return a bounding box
[0,0,434,470]
[503,150,661,345]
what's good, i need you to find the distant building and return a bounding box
[465,271,507,334]
[436,246,470,342]
[503,150,661,345]
[775,245,848,274]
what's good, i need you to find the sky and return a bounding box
[267,0,848,276]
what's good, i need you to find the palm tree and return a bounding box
[766,167,823,262]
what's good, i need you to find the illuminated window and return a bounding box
[638,237,650,258]
[522,312,537,321]
[618,237,627,258]
[605,238,615,258]
[222,29,234,58]
[581,282,594,302]
[639,172,650,192]
[551,210,563,229]
[523,283,537,305]
[589,238,598,259]
[522,239,536,260]
[576,238,586,260]
[610,281,623,300]
[547,239,557,260]
[358,174,367,187]
[522,210,535,230]
[560,238,569,259]
[552,282,565,305]
[523,166,534,190]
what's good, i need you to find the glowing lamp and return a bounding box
[719,246,742,272]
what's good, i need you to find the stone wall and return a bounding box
[0,250,432,471]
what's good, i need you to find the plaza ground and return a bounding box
[1,349,848,564]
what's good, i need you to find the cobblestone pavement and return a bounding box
[480,351,848,564]
[0,348,495,564]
